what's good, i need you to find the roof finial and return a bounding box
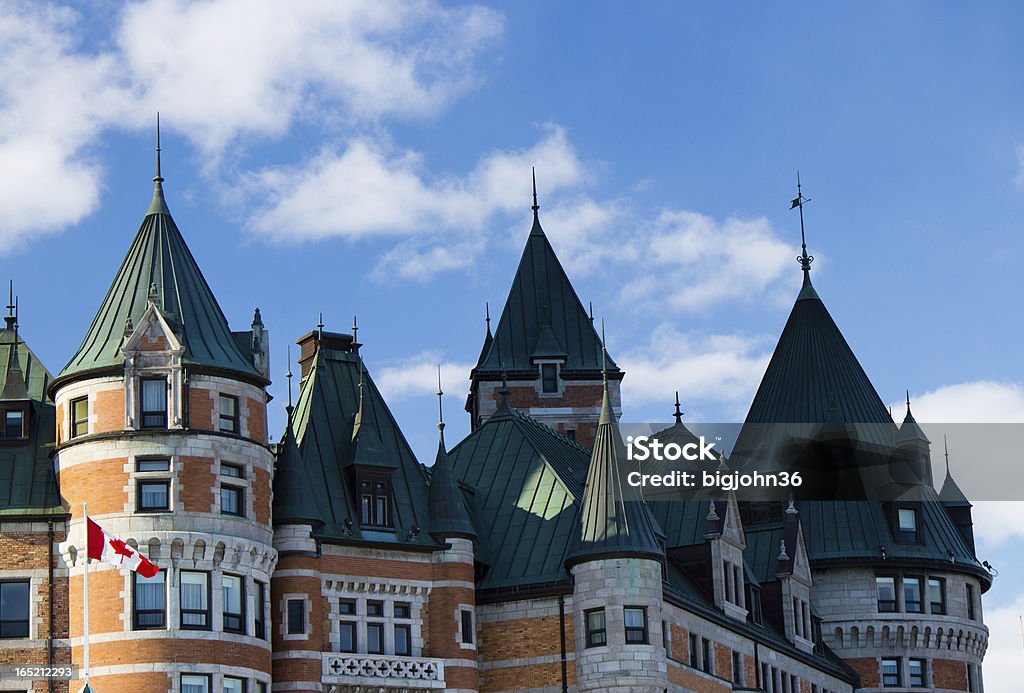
[317,312,324,340]
[154,112,163,185]
[352,315,359,346]
[436,366,445,438]
[285,345,294,411]
[588,300,594,323]
[600,318,608,389]
[12,296,19,352]
[790,172,813,276]
[531,167,539,216]
[673,391,683,424]
[4,279,14,329]
[906,389,912,415]
[484,302,491,335]
[944,434,950,476]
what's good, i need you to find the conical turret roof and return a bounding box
[428,428,477,540]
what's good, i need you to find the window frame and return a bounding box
[355,470,393,528]
[136,479,170,512]
[881,658,901,688]
[0,580,30,639]
[908,658,926,688]
[338,620,357,653]
[540,363,558,393]
[367,621,385,654]
[220,484,245,518]
[896,507,920,543]
[180,673,211,693]
[71,396,88,438]
[876,575,898,613]
[132,570,166,630]
[393,601,411,619]
[223,676,246,693]
[585,608,606,648]
[701,637,713,675]
[222,573,245,634]
[179,570,211,631]
[460,608,474,645]
[254,580,267,640]
[218,393,239,434]
[966,583,977,620]
[903,575,924,614]
[928,577,946,615]
[287,598,305,635]
[623,606,648,645]
[1,407,26,439]
[394,622,412,656]
[139,377,168,429]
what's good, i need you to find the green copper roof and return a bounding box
[58,182,260,383]
[0,319,61,515]
[427,428,477,540]
[448,397,591,590]
[276,341,438,548]
[474,212,618,375]
[938,472,971,507]
[565,390,664,567]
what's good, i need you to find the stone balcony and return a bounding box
[322,653,446,690]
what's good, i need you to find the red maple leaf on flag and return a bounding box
[108,537,135,562]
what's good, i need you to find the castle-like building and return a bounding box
[0,146,990,693]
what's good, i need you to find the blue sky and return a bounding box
[2,1,1023,686]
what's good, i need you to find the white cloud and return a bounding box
[374,352,474,400]
[896,381,1024,424]
[621,211,794,312]
[979,592,1024,690]
[618,323,774,416]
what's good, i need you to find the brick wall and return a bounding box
[933,657,968,691]
[58,458,128,515]
[189,387,214,431]
[93,388,124,433]
[252,466,271,525]
[479,614,571,662]
[246,396,266,445]
[481,661,571,692]
[178,455,216,512]
[845,657,879,688]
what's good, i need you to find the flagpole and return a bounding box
[82,502,90,692]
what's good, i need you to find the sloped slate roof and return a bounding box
[427,429,477,540]
[448,397,591,590]
[58,184,260,384]
[939,472,971,507]
[565,389,664,566]
[474,213,618,375]
[276,343,438,548]
[0,322,61,515]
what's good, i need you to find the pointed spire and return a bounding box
[285,345,294,411]
[790,172,813,280]
[428,371,477,540]
[352,315,359,347]
[1,290,28,402]
[146,112,170,216]
[588,300,594,323]
[317,312,324,341]
[436,366,445,442]
[484,302,491,337]
[906,389,912,416]
[4,279,14,330]
[532,167,539,215]
[600,319,608,388]
[944,433,950,476]
[673,391,683,424]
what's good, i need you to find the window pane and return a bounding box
[142,379,166,409]
[222,464,243,478]
[0,581,30,638]
[254,581,266,639]
[134,571,165,629]
[221,486,242,516]
[367,622,384,653]
[541,364,558,393]
[339,621,356,652]
[461,609,474,644]
[182,675,209,693]
[898,508,917,530]
[876,577,897,612]
[223,677,244,693]
[882,658,900,686]
[181,572,208,627]
[4,410,23,438]
[72,398,88,437]
[367,600,383,617]
[395,623,411,656]
[139,482,168,510]
[393,602,410,619]
[909,659,924,686]
[137,458,170,472]
[219,395,238,432]
[339,599,356,616]
[287,599,304,634]
[223,575,242,613]
[904,577,923,613]
[588,610,605,631]
[624,608,644,628]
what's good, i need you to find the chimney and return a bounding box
[295,330,355,382]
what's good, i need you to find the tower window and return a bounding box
[223,677,245,693]
[966,583,976,620]
[137,480,169,511]
[140,378,167,428]
[222,574,245,634]
[903,576,923,613]
[254,580,267,640]
[395,623,412,655]
[219,394,239,434]
[180,571,210,630]
[701,637,712,674]
[909,658,926,687]
[132,570,165,630]
[585,608,606,647]
[881,658,901,687]
[896,507,919,543]
[367,622,384,654]
[624,606,648,644]
[71,396,88,438]
[876,576,897,612]
[928,578,946,614]
[460,608,474,645]
[287,598,305,634]
[732,651,744,685]
[541,363,558,393]
[181,674,210,693]
[357,472,392,527]
[339,620,356,653]
[0,580,30,638]
[2,409,24,439]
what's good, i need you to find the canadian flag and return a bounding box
[86,518,159,578]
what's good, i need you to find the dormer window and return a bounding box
[896,508,919,543]
[1,409,25,439]
[140,378,168,429]
[541,363,558,393]
[356,470,392,528]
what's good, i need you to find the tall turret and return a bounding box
[53,127,276,693]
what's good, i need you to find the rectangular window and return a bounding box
[897,507,919,542]
[367,622,384,654]
[749,585,764,624]
[461,608,474,645]
[909,658,926,687]
[357,473,393,527]
[71,396,88,438]
[928,578,946,615]
[876,576,897,612]
[2,409,24,439]
[222,462,243,478]
[222,574,244,634]
[967,663,978,692]
[882,658,901,687]
[140,377,167,428]
[395,623,412,656]
[586,608,606,648]
[367,600,383,617]
[132,570,165,630]
[0,581,30,638]
[221,485,244,517]
[541,363,558,393]
[394,601,410,619]
[181,674,210,693]
[136,457,170,472]
[219,394,239,433]
[254,581,266,640]
[732,651,744,685]
[137,480,169,511]
[967,583,977,620]
[339,598,356,616]
[180,571,210,629]
[689,633,699,668]
[287,599,305,634]
[339,621,356,653]
[223,677,245,693]
[904,576,923,613]
[701,637,712,674]
[256,683,267,693]
[623,606,648,644]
